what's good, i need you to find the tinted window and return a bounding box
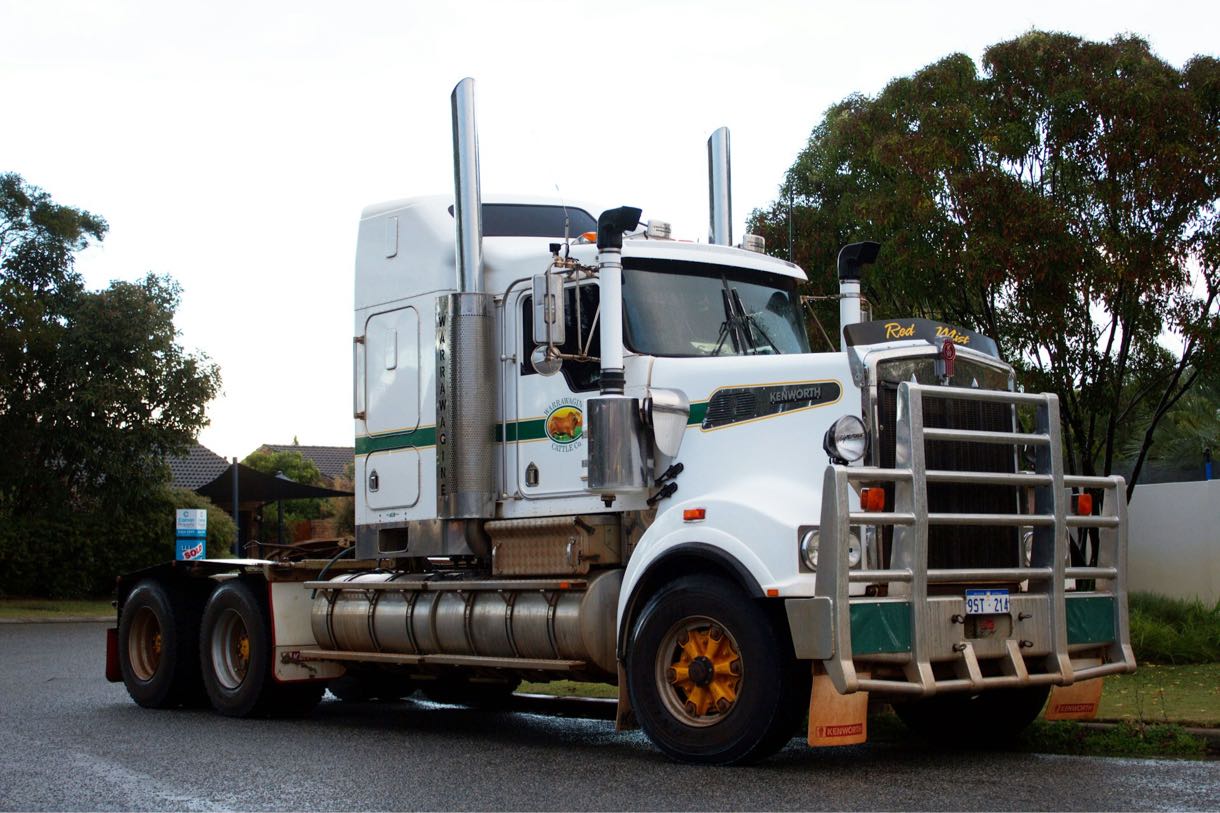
[448,204,597,238]
[521,285,601,392]
[622,259,810,357]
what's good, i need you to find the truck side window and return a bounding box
[520,285,601,392]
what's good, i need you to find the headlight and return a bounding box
[823,415,868,463]
[800,529,820,570]
[846,533,863,568]
[800,528,862,570]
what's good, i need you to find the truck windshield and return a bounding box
[622,260,810,357]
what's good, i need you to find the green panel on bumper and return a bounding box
[1066,595,1116,645]
[849,601,912,655]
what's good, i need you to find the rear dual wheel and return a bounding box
[199,580,323,717]
[627,575,808,765]
[118,580,207,708]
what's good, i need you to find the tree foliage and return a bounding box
[751,33,1220,493]
[0,174,221,595]
[241,447,325,544]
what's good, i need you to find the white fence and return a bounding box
[1127,480,1220,604]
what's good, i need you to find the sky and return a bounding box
[2,0,1216,460]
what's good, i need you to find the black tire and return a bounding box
[893,684,1051,744]
[199,579,323,718]
[329,671,416,702]
[422,676,520,709]
[626,574,809,765]
[118,579,207,709]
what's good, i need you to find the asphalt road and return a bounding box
[2,622,1218,812]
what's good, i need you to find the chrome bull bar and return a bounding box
[793,382,1136,698]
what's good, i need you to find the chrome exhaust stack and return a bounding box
[707,127,732,246]
[436,77,496,522]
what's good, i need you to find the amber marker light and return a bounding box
[860,487,885,512]
[683,508,707,522]
[766,588,780,597]
[1072,493,1094,515]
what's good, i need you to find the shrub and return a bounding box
[1128,592,1220,664]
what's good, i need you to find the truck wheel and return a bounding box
[118,579,206,709]
[199,580,323,718]
[626,574,807,765]
[893,684,1050,743]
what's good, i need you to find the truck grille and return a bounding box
[877,383,1020,570]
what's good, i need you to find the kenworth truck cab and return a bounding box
[108,79,1135,765]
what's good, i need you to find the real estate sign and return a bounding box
[175,508,207,561]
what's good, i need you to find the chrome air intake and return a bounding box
[707,127,732,246]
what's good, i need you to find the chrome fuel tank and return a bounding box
[310,569,622,677]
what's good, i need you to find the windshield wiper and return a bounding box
[728,287,780,354]
[731,288,781,354]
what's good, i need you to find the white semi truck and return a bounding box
[108,79,1135,765]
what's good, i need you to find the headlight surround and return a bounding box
[823,415,868,463]
[800,528,862,570]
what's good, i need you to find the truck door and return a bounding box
[358,305,421,512]
[511,283,601,499]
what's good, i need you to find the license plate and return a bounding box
[965,589,1010,615]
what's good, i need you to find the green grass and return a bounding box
[519,679,616,699]
[868,712,1206,758]
[0,598,113,618]
[1098,662,1220,726]
[1129,592,1220,664]
[1015,720,1208,758]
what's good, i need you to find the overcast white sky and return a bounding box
[2,0,1216,460]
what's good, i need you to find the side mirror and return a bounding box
[532,274,565,345]
[530,345,561,376]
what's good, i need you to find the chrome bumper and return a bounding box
[788,381,1136,697]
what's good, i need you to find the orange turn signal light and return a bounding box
[766,588,780,597]
[683,508,706,522]
[1072,493,1093,515]
[860,487,886,512]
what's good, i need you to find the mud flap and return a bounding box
[1045,677,1105,721]
[615,662,638,731]
[105,627,121,683]
[807,663,868,747]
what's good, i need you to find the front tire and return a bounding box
[893,684,1050,743]
[118,579,206,708]
[199,580,322,717]
[626,575,808,765]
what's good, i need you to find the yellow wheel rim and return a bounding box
[127,606,162,682]
[655,617,742,727]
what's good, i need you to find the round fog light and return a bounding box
[823,415,868,463]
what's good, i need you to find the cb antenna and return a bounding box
[555,183,571,259]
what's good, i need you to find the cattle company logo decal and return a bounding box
[545,399,584,450]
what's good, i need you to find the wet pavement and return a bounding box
[2,622,1218,811]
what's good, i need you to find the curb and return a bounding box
[0,615,113,624]
[1084,720,1220,747]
